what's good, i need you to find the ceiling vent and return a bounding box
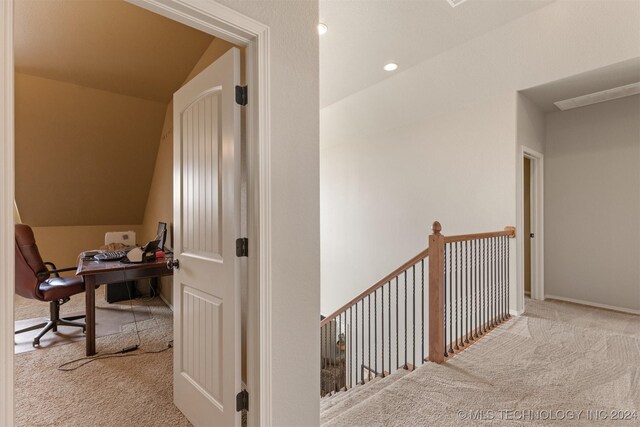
[554,82,640,111]
[446,0,470,7]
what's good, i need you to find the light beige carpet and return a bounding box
[15,286,98,322]
[15,293,191,427]
[14,285,156,322]
[14,303,152,354]
[322,299,640,426]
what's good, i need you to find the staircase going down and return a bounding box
[320,367,413,426]
[319,298,640,427]
[319,223,518,425]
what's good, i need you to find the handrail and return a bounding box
[320,247,429,327]
[429,221,516,363]
[319,220,517,396]
[443,226,516,244]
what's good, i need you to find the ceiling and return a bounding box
[15,73,167,227]
[320,0,555,108]
[14,0,223,227]
[14,0,214,103]
[521,58,640,113]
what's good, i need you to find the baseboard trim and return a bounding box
[510,308,524,317]
[545,294,640,316]
[159,293,174,312]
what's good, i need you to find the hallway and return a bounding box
[321,299,640,426]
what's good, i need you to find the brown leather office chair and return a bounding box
[15,224,86,347]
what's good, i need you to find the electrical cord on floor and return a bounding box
[147,282,158,299]
[57,342,173,372]
[57,270,172,372]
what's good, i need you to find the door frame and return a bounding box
[0,1,272,425]
[517,146,545,310]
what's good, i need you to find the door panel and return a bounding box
[182,286,222,406]
[173,47,241,427]
[182,92,222,258]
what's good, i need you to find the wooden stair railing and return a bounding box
[320,247,430,395]
[429,221,516,363]
[320,221,516,397]
[320,247,429,328]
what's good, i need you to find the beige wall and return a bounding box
[545,95,640,312]
[141,38,236,306]
[15,73,163,280]
[15,73,166,227]
[17,39,234,295]
[31,224,144,275]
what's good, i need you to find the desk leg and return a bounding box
[85,276,96,356]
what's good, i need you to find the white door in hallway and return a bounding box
[172,48,242,427]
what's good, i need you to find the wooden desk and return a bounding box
[76,257,173,356]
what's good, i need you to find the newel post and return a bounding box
[428,221,445,363]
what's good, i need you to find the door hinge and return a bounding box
[236,237,248,257]
[236,390,249,412]
[235,85,248,106]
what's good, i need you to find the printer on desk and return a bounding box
[102,225,167,303]
[124,239,160,263]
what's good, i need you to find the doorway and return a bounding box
[524,158,532,297]
[0,1,271,425]
[520,147,544,303]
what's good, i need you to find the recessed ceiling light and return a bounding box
[317,23,328,35]
[383,63,398,72]
[554,82,640,111]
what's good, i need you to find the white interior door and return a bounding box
[173,47,242,427]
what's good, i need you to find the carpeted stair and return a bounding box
[321,368,411,424]
[319,299,640,426]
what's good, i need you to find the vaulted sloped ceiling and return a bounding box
[14,0,214,103]
[14,0,215,227]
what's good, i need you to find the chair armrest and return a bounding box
[43,262,76,278]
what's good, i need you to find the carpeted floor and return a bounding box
[14,289,191,427]
[322,299,640,426]
[14,286,93,322]
[14,287,153,354]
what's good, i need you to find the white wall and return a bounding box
[515,93,545,306]
[215,1,320,425]
[517,93,546,155]
[321,1,640,316]
[545,95,640,312]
